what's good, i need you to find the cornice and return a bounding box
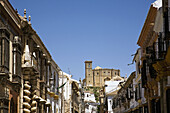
[137,5,157,47]
[0,0,21,27]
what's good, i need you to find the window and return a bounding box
[138,62,141,74]
[40,57,46,81]
[135,87,137,101]
[138,83,141,99]
[0,29,10,73]
[88,64,90,68]
[13,36,21,78]
[142,60,147,87]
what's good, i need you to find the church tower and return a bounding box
[85,61,93,87]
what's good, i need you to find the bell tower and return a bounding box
[85,61,93,87]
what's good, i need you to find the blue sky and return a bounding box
[10,0,155,80]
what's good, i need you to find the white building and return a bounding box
[46,60,60,113]
[84,91,98,113]
[58,71,81,113]
[132,48,147,111]
[104,77,124,113]
[58,71,72,113]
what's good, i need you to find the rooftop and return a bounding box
[94,66,102,70]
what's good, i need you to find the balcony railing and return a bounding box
[153,41,167,61]
[145,37,170,78]
[146,38,170,63]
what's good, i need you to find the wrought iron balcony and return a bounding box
[146,38,170,63]
[145,37,170,79]
[152,41,167,61]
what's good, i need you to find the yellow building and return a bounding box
[137,3,160,113]
[85,61,120,87]
[137,0,170,112]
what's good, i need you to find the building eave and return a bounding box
[0,3,21,35]
[137,5,157,47]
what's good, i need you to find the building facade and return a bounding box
[111,1,170,113]
[46,59,60,113]
[58,71,82,113]
[132,48,147,113]
[112,72,135,113]
[85,61,120,87]
[0,0,60,113]
[104,77,125,113]
[84,90,98,113]
[58,72,73,113]
[137,0,170,112]
[0,0,22,112]
[71,80,80,113]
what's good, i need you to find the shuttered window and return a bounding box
[13,37,21,79]
[0,30,10,73]
[4,38,9,68]
[142,60,147,88]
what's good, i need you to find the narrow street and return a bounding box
[0,0,170,113]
